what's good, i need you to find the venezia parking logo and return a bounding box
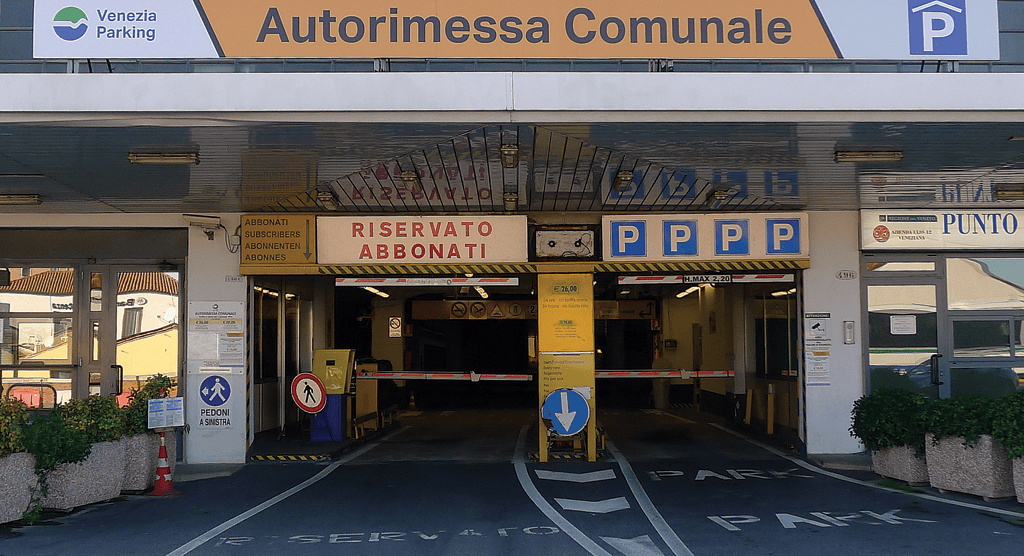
[909,0,967,55]
[53,6,88,41]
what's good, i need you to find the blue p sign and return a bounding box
[767,219,801,254]
[663,220,698,256]
[909,0,967,56]
[715,220,749,255]
[611,221,646,257]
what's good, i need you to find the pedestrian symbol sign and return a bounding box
[541,388,591,436]
[291,373,327,413]
[199,375,230,407]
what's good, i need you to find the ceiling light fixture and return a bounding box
[362,286,390,298]
[474,285,489,299]
[128,152,200,165]
[503,192,518,211]
[500,144,520,168]
[993,184,1024,201]
[675,286,700,299]
[771,288,797,298]
[612,170,634,192]
[316,189,340,211]
[401,170,422,193]
[0,194,42,205]
[834,150,903,163]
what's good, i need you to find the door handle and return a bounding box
[929,354,944,386]
[111,364,124,394]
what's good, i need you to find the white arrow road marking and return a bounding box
[555,390,576,431]
[555,497,631,514]
[600,535,666,556]
[536,469,616,483]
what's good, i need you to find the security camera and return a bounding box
[182,214,221,227]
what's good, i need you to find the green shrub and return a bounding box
[59,395,125,443]
[20,411,91,473]
[0,397,28,457]
[992,391,1024,460]
[123,374,176,436]
[850,387,928,453]
[922,395,1000,447]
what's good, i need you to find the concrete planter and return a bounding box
[122,433,158,493]
[0,452,35,524]
[122,432,177,493]
[42,439,125,512]
[1015,458,1024,504]
[925,433,1015,501]
[872,445,929,486]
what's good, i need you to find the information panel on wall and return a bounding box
[862,209,1024,250]
[33,0,999,60]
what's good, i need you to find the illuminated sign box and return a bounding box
[33,0,999,60]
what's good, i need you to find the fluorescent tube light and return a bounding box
[128,152,200,165]
[0,194,42,205]
[834,150,903,163]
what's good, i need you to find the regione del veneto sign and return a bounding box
[34,0,999,60]
[317,215,528,264]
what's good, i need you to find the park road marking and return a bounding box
[164,427,409,556]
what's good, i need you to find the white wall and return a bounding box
[183,214,248,464]
[803,211,864,455]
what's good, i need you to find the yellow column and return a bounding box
[537,273,596,462]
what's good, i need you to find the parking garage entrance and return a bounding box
[249,268,803,457]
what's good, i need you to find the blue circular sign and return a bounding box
[541,388,591,436]
[199,375,230,407]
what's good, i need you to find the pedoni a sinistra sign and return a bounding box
[862,210,1024,250]
[34,0,999,60]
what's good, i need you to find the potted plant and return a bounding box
[922,395,1014,501]
[0,397,34,524]
[19,409,92,520]
[36,396,126,511]
[121,374,176,492]
[850,387,929,485]
[992,391,1024,503]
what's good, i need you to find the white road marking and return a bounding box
[513,425,614,556]
[701,420,1024,520]
[164,427,409,556]
[606,439,695,556]
[555,497,631,513]
[536,469,617,483]
[600,534,666,556]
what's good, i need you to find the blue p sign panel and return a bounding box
[611,221,646,257]
[767,219,801,254]
[909,0,967,56]
[715,220,749,255]
[663,220,698,256]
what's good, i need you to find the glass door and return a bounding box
[77,265,181,399]
[863,255,947,398]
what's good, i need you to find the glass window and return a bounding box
[952,320,1011,357]
[947,258,1024,310]
[866,261,935,272]
[0,268,74,313]
[950,367,1022,397]
[0,317,74,364]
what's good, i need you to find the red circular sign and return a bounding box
[291,373,327,413]
[872,225,890,243]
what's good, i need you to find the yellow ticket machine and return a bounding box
[310,349,355,441]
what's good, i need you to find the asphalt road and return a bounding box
[2,408,1022,556]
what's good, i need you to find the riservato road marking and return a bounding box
[165,427,410,556]
[513,425,614,556]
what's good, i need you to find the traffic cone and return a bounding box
[408,391,417,411]
[150,431,180,497]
